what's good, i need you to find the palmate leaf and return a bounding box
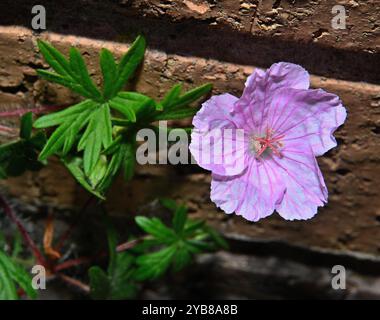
[35,37,212,199]
[35,37,147,187]
[133,200,228,281]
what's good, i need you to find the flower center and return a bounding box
[252,128,285,159]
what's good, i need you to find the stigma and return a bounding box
[252,128,285,159]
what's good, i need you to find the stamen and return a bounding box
[253,127,284,159]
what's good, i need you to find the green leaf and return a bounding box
[154,107,197,120]
[63,156,105,199]
[37,40,73,78]
[0,251,37,300]
[97,144,125,192]
[38,107,93,160]
[134,245,177,281]
[0,254,18,300]
[100,49,117,100]
[161,84,182,109]
[69,47,102,100]
[88,155,108,188]
[105,217,118,276]
[109,97,136,122]
[89,266,110,300]
[135,216,177,243]
[108,253,136,299]
[123,142,135,181]
[183,219,205,237]
[160,198,178,212]
[112,35,146,95]
[81,111,103,175]
[37,70,92,98]
[172,246,192,272]
[0,129,45,179]
[172,205,187,234]
[205,227,229,250]
[100,104,113,149]
[174,83,212,109]
[34,100,94,128]
[20,112,33,139]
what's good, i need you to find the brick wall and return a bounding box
[1,0,380,298]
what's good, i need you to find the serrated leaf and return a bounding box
[69,47,102,101]
[112,35,146,95]
[100,48,117,100]
[20,112,33,139]
[37,40,73,78]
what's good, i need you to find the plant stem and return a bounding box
[58,273,90,293]
[0,194,48,266]
[116,237,144,252]
[54,256,92,272]
[0,104,66,118]
[54,236,146,272]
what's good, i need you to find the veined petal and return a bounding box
[235,62,310,132]
[269,88,347,156]
[273,144,327,220]
[211,158,285,222]
[190,94,248,176]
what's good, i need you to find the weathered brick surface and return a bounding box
[1,27,380,258]
[123,0,380,53]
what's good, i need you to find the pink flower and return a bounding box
[189,63,347,221]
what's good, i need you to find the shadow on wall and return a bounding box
[0,0,379,84]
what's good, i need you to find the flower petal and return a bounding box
[234,62,310,132]
[269,88,347,156]
[211,158,285,222]
[190,94,248,176]
[272,144,328,220]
